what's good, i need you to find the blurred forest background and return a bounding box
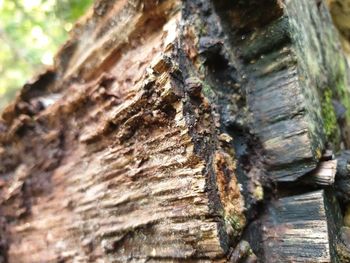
[0,0,93,110]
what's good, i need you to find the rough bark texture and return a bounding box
[1,0,350,262]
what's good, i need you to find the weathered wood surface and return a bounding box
[0,1,246,262]
[237,0,350,182]
[0,0,350,262]
[328,0,350,54]
[302,160,337,186]
[335,150,350,203]
[258,190,342,263]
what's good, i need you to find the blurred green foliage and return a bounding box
[0,0,93,110]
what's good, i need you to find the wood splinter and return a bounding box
[257,190,342,262]
[302,159,337,186]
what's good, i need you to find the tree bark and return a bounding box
[1,0,350,262]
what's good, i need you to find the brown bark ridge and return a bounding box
[0,0,350,262]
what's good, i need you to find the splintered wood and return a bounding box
[1,0,350,262]
[302,160,337,186]
[0,0,245,262]
[261,190,342,263]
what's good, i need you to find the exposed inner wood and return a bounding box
[0,0,245,262]
[260,190,341,263]
[1,0,350,262]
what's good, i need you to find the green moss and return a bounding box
[321,89,338,141]
[335,61,350,123]
[225,214,244,235]
[323,57,350,148]
[202,82,215,98]
[199,24,208,36]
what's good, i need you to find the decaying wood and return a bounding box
[335,150,350,202]
[0,1,246,261]
[328,0,350,54]
[256,190,342,262]
[337,226,350,262]
[227,240,257,263]
[0,0,350,262]
[302,160,337,186]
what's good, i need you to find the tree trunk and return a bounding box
[1,0,350,262]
